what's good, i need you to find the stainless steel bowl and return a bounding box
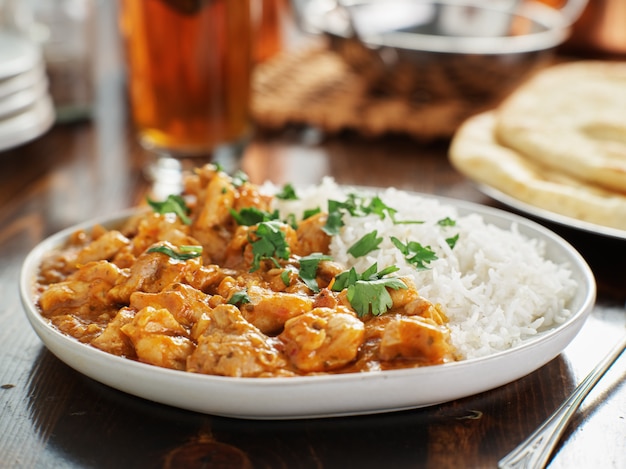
[294,0,586,105]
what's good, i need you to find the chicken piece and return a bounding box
[293,212,331,256]
[91,307,136,357]
[312,288,339,309]
[39,260,124,322]
[107,242,203,304]
[75,230,130,265]
[129,212,198,257]
[279,307,364,373]
[121,306,194,371]
[315,260,345,289]
[378,315,453,364]
[187,304,287,377]
[49,314,105,343]
[387,277,447,324]
[241,285,314,335]
[190,171,236,264]
[223,222,299,271]
[233,181,273,213]
[129,283,211,327]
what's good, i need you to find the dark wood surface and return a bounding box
[1,4,625,469]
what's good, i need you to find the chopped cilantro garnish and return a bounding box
[437,217,456,227]
[230,207,280,226]
[303,207,321,220]
[322,200,343,236]
[331,262,406,316]
[249,221,290,272]
[390,237,438,270]
[364,195,397,220]
[147,194,191,225]
[227,290,250,306]
[231,170,249,187]
[323,193,400,235]
[298,253,333,292]
[280,270,292,286]
[285,213,298,230]
[147,244,202,261]
[276,183,298,200]
[347,230,382,258]
[446,233,459,249]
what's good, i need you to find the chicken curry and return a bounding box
[34,165,455,377]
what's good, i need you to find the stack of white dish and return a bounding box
[0,30,54,152]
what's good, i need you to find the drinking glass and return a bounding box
[118,0,253,190]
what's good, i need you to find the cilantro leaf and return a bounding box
[391,237,438,270]
[231,170,249,187]
[438,217,456,227]
[147,244,202,261]
[347,277,407,316]
[298,253,333,292]
[281,270,292,286]
[347,230,383,258]
[446,233,459,249]
[230,207,280,226]
[227,290,250,306]
[147,194,191,225]
[331,262,406,316]
[364,196,397,220]
[322,201,345,235]
[303,207,321,220]
[276,183,298,200]
[249,221,290,272]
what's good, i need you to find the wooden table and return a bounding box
[1,5,625,469]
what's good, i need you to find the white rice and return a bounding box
[269,178,577,360]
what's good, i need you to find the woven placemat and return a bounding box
[252,46,481,140]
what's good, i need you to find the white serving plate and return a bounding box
[0,32,42,80]
[0,96,54,152]
[478,183,626,241]
[20,196,596,420]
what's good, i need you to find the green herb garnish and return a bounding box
[147,244,202,261]
[390,237,438,270]
[303,207,321,220]
[437,217,456,227]
[298,253,333,292]
[147,194,191,225]
[347,230,382,258]
[249,221,290,272]
[227,290,250,306]
[332,262,406,316]
[446,233,459,249]
[230,207,280,226]
[280,270,292,287]
[276,183,298,200]
[231,170,249,188]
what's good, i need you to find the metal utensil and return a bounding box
[498,334,626,469]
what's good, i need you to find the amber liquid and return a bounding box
[119,0,252,156]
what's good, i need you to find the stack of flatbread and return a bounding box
[449,61,626,231]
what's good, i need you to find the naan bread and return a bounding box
[449,111,626,231]
[494,61,626,193]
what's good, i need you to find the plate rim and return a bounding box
[19,192,597,419]
[477,182,626,241]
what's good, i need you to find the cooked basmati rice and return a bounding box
[269,178,577,360]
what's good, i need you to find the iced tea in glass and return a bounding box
[118,0,252,157]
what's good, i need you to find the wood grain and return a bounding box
[0,3,624,469]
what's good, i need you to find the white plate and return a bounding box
[0,32,42,80]
[0,63,47,100]
[20,198,596,420]
[478,183,626,241]
[0,75,48,120]
[0,95,54,152]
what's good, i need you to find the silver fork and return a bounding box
[498,334,626,469]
